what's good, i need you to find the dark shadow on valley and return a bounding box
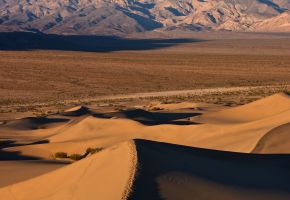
[0,32,204,52]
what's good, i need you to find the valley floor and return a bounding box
[1,33,290,114]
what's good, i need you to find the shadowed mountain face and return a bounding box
[0,0,290,35]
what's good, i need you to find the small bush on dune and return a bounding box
[86,147,103,155]
[53,147,104,162]
[69,154,83,161]
[54,152,68,158]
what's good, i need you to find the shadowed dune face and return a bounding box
[129,140,290,200]
[0,32,202,52]
[93,108,201,125]
[0,150,41,160]
[2,117,70,130]
[252,123,290,154]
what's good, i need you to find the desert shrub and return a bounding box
[69,154,83,161]
[150,107,163,111]
[54,152,68,158]
[53,147,103,162]
[86,147,103,155]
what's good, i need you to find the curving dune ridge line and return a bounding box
[252,123,290,154]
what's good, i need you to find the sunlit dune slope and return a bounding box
[197,93,290,124]
[0,141,136,200]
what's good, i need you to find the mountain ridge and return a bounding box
[0,0,290,35]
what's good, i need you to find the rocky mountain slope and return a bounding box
[0,0,290,35]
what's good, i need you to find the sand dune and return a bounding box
[253,123,290,154]
[1,93,289,160]
[62,106,90,117]
[129,140,290,200]
[197,93,290,124]
[0,141,136,200]
[149,102,207,111]
[2,117,70,131]
[0,160,68,187]
[0,93,290,199]
[1,140,290,200]
[42,93,290,153]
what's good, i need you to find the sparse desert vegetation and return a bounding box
[54,152,68,159]
[53,147,104,161]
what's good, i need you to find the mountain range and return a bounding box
[0,0,290,35]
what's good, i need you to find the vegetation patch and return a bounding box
[85,147,103,155]
[54,152,68,159]
[53,147,104,161]
[69,154,83,161]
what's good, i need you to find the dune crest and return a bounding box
[62,106,90,117]
[198,93,290,124]
[0,141,137,200]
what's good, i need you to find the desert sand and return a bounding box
[0,93,290,199]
